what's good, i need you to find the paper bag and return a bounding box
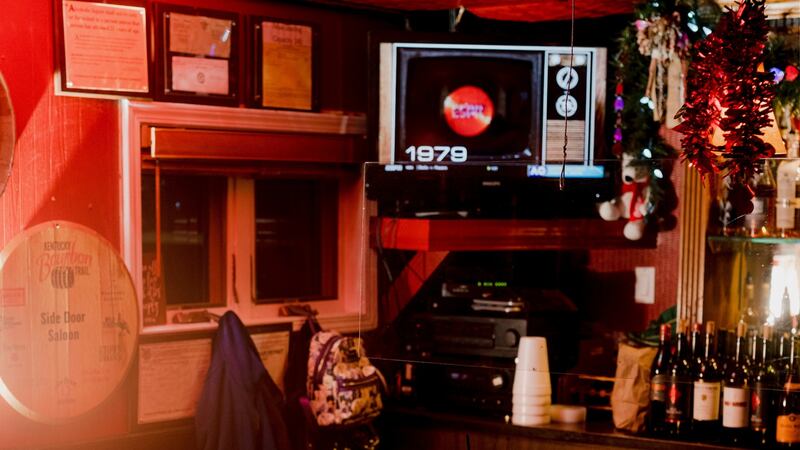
[610,343,657,432]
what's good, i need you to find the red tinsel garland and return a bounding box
[676,0,776,186]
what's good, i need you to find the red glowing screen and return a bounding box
[443,85,495,137]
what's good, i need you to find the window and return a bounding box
[254,179,337,302]
[141,173,226,307]
[121,101,376,334]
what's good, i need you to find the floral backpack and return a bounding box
[306,330,384,427]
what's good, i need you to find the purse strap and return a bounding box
[312,334,342,388]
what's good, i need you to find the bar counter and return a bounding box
[380,407,735,450]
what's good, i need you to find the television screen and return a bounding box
[379,43,606,179]
[398,50,542,162]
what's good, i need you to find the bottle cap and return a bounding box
[677,318,687,334]
[763,324,773,340]
[737,320,747,337]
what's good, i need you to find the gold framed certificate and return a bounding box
[252,18,317,111]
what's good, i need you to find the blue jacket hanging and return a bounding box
[195,311,291,450]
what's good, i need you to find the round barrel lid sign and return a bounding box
[443,85,494,137]
[0,221,138,422]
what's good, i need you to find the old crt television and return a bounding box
[378,42,607,179]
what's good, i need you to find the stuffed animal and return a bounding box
[598,153,651,241]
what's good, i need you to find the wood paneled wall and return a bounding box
[0,0,399,448]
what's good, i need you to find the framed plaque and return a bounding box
[135,322,290,427]
[154,4,239,106]
[251,18,317,111]
[0,221,139,423]
[55,0,151,97]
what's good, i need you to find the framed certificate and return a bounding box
[154,4,239,106]
[55,0,151,97]
[251,18,318,111]
[134,322,290,428]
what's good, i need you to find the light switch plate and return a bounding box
[635,266,655,304]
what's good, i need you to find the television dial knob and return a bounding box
[555,66,579,90]
[555,94,578,118]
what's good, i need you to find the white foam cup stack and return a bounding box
[511,336,551,427]
[515,336,550,373]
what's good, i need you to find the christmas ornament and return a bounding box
[598,153,652,241]
[606,0,718,240]
[676,0,776,186]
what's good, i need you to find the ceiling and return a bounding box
[313,0,799,22]
[314,0,633,22]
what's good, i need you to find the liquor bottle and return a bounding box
[693,321,721,438]
[665,319,693,437]
[745,159,777,237]
[777,139,800,237]
[649,323,672,435]
[777,334,800,447]
[722,321,751,445]
[751,324,778,447]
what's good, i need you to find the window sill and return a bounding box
[140,309,374,336]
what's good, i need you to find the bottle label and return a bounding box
[665,376,691,422]
[777,165,796,229]
[651,374,668,402]
[693,381,721,421]
[723,386,750,428]
[750,382,773,430]
[777,414,800,443]
[752,198,766,215]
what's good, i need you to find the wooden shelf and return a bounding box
[371,217,655,251]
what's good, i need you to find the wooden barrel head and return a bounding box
[0,221,138,422]
[0,72,13,197]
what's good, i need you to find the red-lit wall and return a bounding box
[0,0,685,446]
[0,1,398,448]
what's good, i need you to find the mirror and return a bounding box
[0,72,13,197]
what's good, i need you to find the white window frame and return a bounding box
[120,100,377,335]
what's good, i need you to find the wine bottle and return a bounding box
[779,332,792,384]
[777,334,800,447]
[665,319,693,437]
[722,321,751,445]
[751,324,778,447]
[691,322,704,368]
[745,159,777,237]
[718,328,731,374]
[692,321,721,438]
[649,323,672,436]
[777,139,800,237]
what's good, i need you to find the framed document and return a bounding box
[55,0,151,97]
[135,322,290,427]
[252,18,317,111]
[154,4,239,106]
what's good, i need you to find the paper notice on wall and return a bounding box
[171,56,229,95]
[169,13,232,58]
[137,338,211,424]
[261,21,312,110]
[61,1,149,92]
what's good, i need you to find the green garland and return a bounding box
[764,32,800,120]
[612,0,720,218]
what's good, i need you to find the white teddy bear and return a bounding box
[598,153,651,241]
